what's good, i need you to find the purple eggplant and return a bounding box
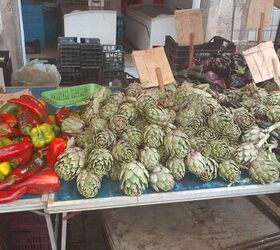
[205,71,226,92]
[204,57,231,78]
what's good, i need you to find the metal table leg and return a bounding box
[31,211,57,250]
[54,213,59,242]
[61,212,68,250]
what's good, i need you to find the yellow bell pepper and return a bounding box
[29,123,55,148]
[0,162,11,176]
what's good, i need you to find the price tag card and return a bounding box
[243,41,280,83]
[132,47,175,89]
[174,9,203,46]
[246,0,274,29]
[0,89,31,106]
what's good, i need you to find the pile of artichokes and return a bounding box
[55,82,280,198]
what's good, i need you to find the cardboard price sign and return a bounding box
[174,9,204,46]
[246,0,274,29]
[132,47,175,89]
[0,89,31,106]
[243,41,280,83]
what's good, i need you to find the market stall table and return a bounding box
[4,87,280,250]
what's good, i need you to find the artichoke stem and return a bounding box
[267,122,280,133]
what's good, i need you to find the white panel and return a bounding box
[64,10,117,44]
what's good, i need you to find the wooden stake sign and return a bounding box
[246,0,274,44]
[174,9,203,68]
[174,9,203,46]
[132,47,175,89]
[243,41,280,83]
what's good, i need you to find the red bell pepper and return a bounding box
[0,141,33,167]
[0,113,18,127]
[0,113,20,137]
[7,153,45,182]
[20,95,51,123]
[17,108,39,135]
[0,186,27,204]
[8,96,50,124]
[7,168,60,194]
[55,107,72,124]
[46,138,67,168]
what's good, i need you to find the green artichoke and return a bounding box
[157,144,170,164]
[233,142,258,168]
[122,126,143,146]
[118,102,138,124]
[267,106,280,123]
[61,116,85,135]
[81,107,96,126]
[126,82,142,97]
[189,137,208,153]
[93,129,116,149]
[218,160,241,183]
[55,146,86,181]
[185,151,217,181]
[166,157,186,180]
[144,106,172,127]
[251,103,268,120]
[149,165,175,192]
[89,117,108,133]
[109,115,128,135]
[197,127,218,142]
[74,129,94,153]
[249,156,280,184]
[140,147,160,171]
[137,94,157,113]
[208,111,234,133]
[164,130,190,158]
[204,139,231,163]
[143,124,165,148]
[112,140,138,163]
[77,168,102,198]
[233,108,255,131]
[144,88,166,102]
[103,91,124,106]
[87,148,113,177]
[99,103,118,120]
[120,161,149,196]
[262,92,280,106]
[133,116,148,130]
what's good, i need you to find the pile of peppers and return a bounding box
[0,95,69,204]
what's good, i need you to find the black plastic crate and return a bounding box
[0,51,12,86]
[80,66,102,84]
[103,45,125,71]
[58,37,80,66]
[58,66,80,85]
[165,36,236,71]
[117,16,125,44]
[80,38,102,67]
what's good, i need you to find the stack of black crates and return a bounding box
[58,37,80,85]
[57,37,125,86]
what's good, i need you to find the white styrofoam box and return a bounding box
[64,10,117,44]
[125,5,177,49]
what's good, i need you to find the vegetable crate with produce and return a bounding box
[51,80,280,200]
[0,95,61,204]
[165,35,236,72]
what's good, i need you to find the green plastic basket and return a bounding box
[41,83,101,108]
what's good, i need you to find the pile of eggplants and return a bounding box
[202,53,252,91]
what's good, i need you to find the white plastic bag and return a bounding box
[12,59,61,86]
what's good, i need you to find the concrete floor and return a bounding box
[65,197,280,250]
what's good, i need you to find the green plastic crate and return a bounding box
[41,83,101,108]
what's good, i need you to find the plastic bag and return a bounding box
[12,59,61,86]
